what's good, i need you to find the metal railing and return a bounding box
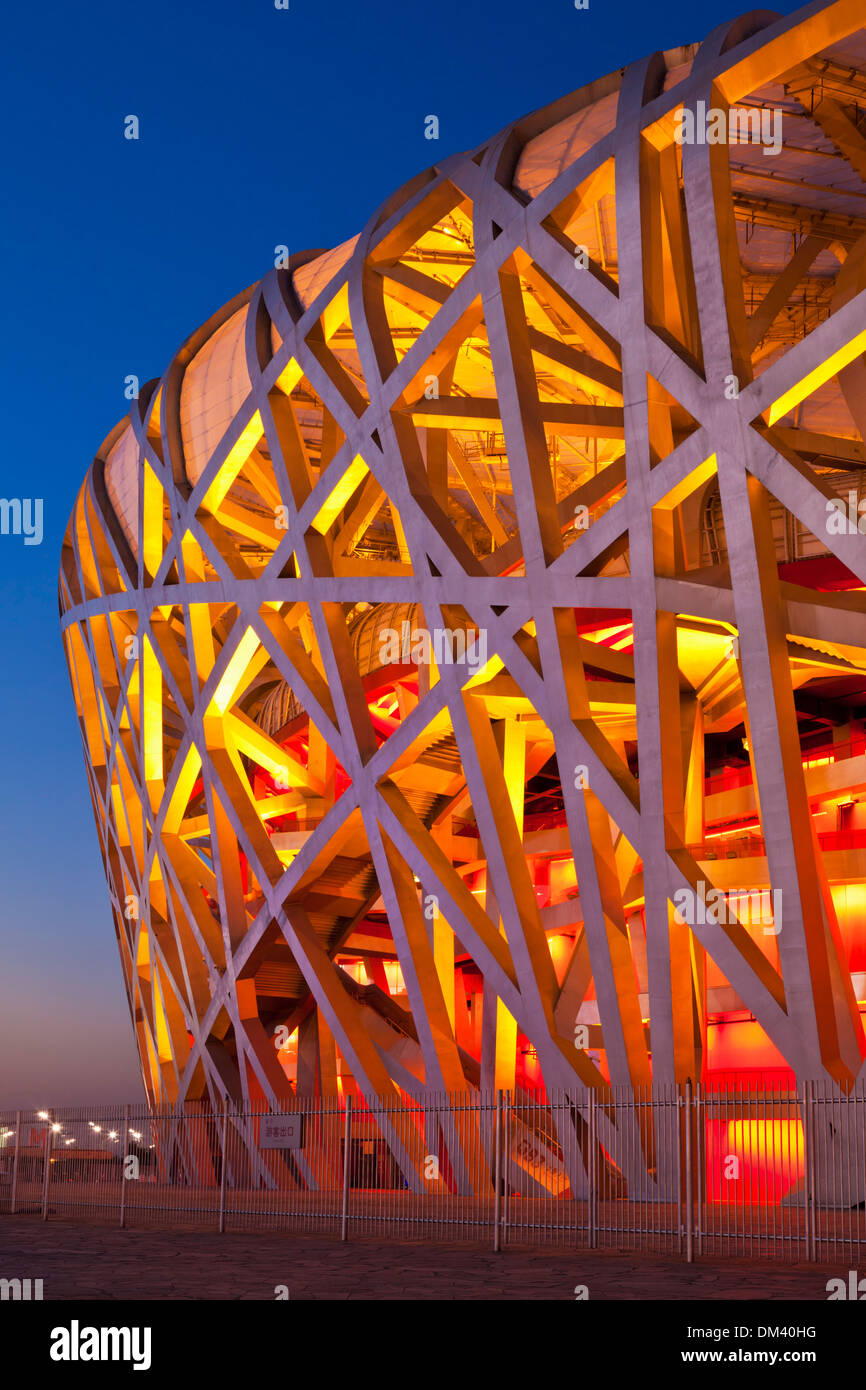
[704,737,866,797]
[688,830,866,859]
[2,1080,865,1260]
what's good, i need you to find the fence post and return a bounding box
[802,1078,816,1261]
[588,1089,597,1249]
[694,1084,703,1257]
[119,1104,130,1228]
[340,1095,352,1242]
[502,1091,510,1248]
[800,1079,809,1261]
[493,1090,503,1253]
[684,1079,693,1264]
[675,1086,683,1256]
[41,1123,52,1221]
[810,1079,818,1262]
[10,1111,20,1216]
[218,1096,229,1234]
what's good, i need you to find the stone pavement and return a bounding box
[0,1217,848,1299]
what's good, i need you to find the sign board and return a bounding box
[260,1115,305,1150]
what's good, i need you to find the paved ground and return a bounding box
[0,1216,849,1299]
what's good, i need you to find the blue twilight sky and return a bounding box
[0,0,803,1107]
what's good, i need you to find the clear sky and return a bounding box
[0,0,803,1107]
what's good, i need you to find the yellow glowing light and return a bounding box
[767,328,866,425]
[163,746,203,835]
[142,635,163,790]
[274,355,304,397]
[201,411,265,513]
[311,454,369,535]
[225,710,323,793]
[462,654,503,689]
[136,925,150,970]
[655,454,717,510]
[588,624,631,644]
[210,628,262,716]
[311,453,369,533]
[153,971,173,1063]
[142,462,166,579]
[321,282,350,343]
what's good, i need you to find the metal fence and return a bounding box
[2,1079,865,1261]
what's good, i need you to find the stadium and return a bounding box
[60,0,866,1211]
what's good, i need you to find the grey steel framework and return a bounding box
[59,0,866,1214]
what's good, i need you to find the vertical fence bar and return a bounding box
[818,1079,826,1265]
[588,1088,597,1249]
[684,1079,693,1263]
[340,1095,352,1242]
[831,1081,838,1263]
[676,1085,683,1256]
[40,1123,52,1221]
[820,1079,828,1265]
[502,1090,510,1249]
[698,1083,706,1257]
[802,1079,811,1261]
[119,1103,130,1228]
[493,1090,503,1253]
[678,1086,684,1256]
[10,1110,20,1216]
[218,1096,228,1234]
[120,1109,130,1228]
[694,1085,702,1257]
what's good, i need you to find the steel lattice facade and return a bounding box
[61,0,866,1197]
